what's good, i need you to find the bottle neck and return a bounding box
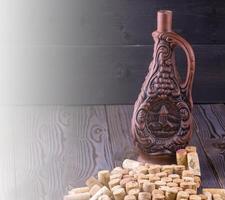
[157,10,172,32]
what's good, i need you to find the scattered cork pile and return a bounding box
[64,146,225,200]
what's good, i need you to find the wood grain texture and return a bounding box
[193,104,225,188]
[1,45,225,105]
[13,106,113,200]
[1,104,224,200]
[191,107,221,188]
[2,0,225,45]
[0,107,16,200]
[106,105,136,167]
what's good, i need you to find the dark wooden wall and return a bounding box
[1,0,225,104]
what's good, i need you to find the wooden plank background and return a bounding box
[2,0,225,46]
[0,0,225,104]
[1,104,225,200]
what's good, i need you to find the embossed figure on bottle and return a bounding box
[131,10,195,155]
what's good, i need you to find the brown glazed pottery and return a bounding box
[131,10,195,156]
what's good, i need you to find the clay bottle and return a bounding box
[131,10,195,155]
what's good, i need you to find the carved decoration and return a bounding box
[131,11,195,155]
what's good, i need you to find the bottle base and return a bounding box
[137,152,176,165]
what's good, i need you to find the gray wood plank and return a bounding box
[191,106,221,188]
[193,104,225,188]
[106,105,220,187]
[13,106,113,200]
[2,0,225,45]
[106,105,136,167]
[0,107,16,200]
[1,45,225,105]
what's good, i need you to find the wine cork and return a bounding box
[161,177,172,183]
[137,166,148,175]
[152,189,164,195]
[189,195,201,200]
[138,174,149,180]
[110,173,123,180]
[126,181,139,192]
[202,189,225,200]
[182,170,194,178]
[145,163,152,167]
[194,176,201,188]
[155,181,167,189]
[123,159,142,170]
[165,187,178,200]
[120,169,130,176]
[190,182,197,191]
[182,177,194,182]
[129,170,135,176]
[202,191,212,200]
[176,191,189,200]
[176,149,188,168]
[111,167,123,175]
[153,194,166,200]
[143,182,155,193]
[185,189,197,195]
[187,152,201,176]
[147,173,155,179]
[185,146,197,153]
[90,186,111,200]
[123,175,134,179]
[174,165,186,176]
[156,172,168,178]
[70,187,89,194]
[149,165,161,174]
[138,192,151,200]
[167,182,178,187]
[133,174,139,180]
[173,178,183,185]
[64,192,91,200]
[120,178,135,188]
[161,165,174,175]
[189,182,197,191]
[86,176,102,188]
[169,174,180,180]
[149,176,161,182]
[111,185,123,193]
[138,179,148,190]
[108,179,121,189]
[128,188,140,197]
[113,187,126,200]
[124,195,137,200]
[98,195,112,200]
[159,186,170,193]
[213,194,223,200]
[199,194,208,200]
[180,182,196,190]
[98,170,110,186]
[68,191,75,195]
[90,184,102,196]
[170,187,183,193]
[185,182,197,190]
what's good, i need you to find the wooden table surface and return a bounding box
[1,104,225,200]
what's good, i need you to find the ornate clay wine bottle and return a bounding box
[131,10,195,155]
